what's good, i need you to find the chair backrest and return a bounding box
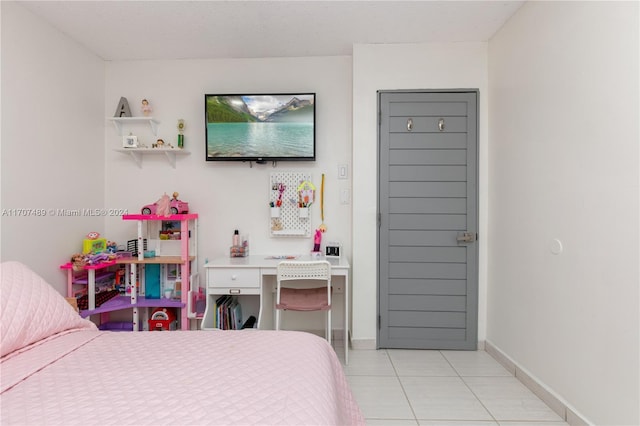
[275,261,333,336]
[277,260,331,284]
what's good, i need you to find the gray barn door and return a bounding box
[378,90,478,350]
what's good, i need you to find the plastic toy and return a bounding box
[115,268,126,293]
[70,253,87,271]
[69,251,116,271]
[313,229,322,252]
[106,241,118,253]
[86,252,114,265]
[141,192,189,215]
[82,231,107,254]
[149,307,177,331]
[156,193,171,216]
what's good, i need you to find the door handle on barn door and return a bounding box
[457,232,476,243]
[438,118,445,131]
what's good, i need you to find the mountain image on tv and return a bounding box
[206,94,315,160]
[206,95,314,123]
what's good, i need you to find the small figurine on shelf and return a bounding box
[141,99,152,116]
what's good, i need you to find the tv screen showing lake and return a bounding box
[207,122,314,158]
[205,94,315,160]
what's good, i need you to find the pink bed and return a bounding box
[1,261,365,425]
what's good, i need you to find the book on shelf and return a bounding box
[231,301,243,330]
[213,295,243,330]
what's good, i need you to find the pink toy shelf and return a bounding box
[60,260,118,310]
[61,213,198,331]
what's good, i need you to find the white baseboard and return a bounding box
[351,339,485,351]
[485,340,591,426]
[350,338,376,350]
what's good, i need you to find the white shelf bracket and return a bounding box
[128,150,143,168]
[111,120,124,136]
[108,117,160,136]
[149,119,159,136]
[163,151,177,168]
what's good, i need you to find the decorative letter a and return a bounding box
[115,97,132,117]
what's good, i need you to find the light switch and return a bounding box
[340,189,350,204]
[338,164,348,179]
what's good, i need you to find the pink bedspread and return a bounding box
[1,329,364,425]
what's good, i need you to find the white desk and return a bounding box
[203,255,350,363]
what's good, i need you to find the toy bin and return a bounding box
[148,308,177,331]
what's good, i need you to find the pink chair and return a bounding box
[275,260,332,343]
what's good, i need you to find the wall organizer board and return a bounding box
[269,172,314,237]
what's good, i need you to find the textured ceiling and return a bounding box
[19,0,525,61]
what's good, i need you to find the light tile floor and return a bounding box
[335,347,569,426]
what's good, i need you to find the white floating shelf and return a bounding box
[115,148,190,168]
[108,117,160,136]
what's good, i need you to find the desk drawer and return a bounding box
[209,287,261,296]
[208,268,260,289]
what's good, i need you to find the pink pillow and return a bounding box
[1,261,96,357]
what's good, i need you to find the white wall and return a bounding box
[102,56,353,328]
[0,2,105,292]
[488,2,639,424]
[351,43,489,347]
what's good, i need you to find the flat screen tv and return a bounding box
[205,93,315,162]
